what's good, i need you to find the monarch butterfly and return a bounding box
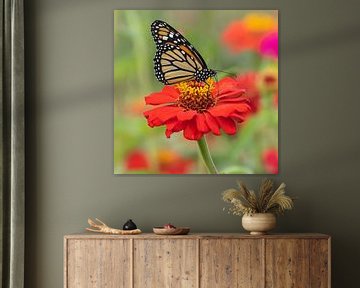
[151,20,217,85]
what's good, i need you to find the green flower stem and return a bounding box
[197,136,218,174]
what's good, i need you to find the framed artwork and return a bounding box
[114,10,278,174]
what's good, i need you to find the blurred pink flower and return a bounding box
[259,31,278,58]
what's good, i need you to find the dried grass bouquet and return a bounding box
[222,179,294,216]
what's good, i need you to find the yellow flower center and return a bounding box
[176,78,216,113]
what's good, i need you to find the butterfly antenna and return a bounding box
[214,74,220,97]
[215,69,236,78]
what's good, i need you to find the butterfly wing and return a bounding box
[151,20,210,84]
[154,43,205,85]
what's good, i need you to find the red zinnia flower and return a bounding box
[143,77,251,141]
[262,148,278,174]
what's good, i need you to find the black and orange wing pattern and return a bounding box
[151,20,216,85]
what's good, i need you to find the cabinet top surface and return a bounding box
[64,232,330,240]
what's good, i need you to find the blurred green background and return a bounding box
[114,10,278,174]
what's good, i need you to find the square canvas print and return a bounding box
[114,10,278,174]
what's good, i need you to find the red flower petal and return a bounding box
[216,117,237,135]
[208,103,243,118]
[146,117,163,127]
[177,110,197,121]
[165,129,173,138]
[195,113,210,133]
[145,92,177,105]
[215,78,246,99]
[162,85,180,98]
[204,112,220,135]
[216,96,248,103]
[230,112,247,122]
[165,120,186,138]
[183,120,203,140]
[144,105,181,124]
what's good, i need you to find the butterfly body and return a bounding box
[151,20,216,85]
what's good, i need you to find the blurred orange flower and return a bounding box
[262,148,278,174]
[125,149,193,174]
[243,13,277,32]
[144,77,251,141]
[157,150,193,174]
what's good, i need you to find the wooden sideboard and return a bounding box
[64,233,330,288]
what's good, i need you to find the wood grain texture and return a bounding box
[310,239,330,288]
[200,239,264,288]
[64,234,331,288]
[65,233,330,240]
[265,239,310,288]
[66,239,131,288]
[133,239,197,288]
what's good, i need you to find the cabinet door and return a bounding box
[309,239,330,288]
[266,239,309,287]
[134,239,198,288]
[66,239,131,288]
[200,239,264,288]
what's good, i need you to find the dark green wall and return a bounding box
[25,0,360,287]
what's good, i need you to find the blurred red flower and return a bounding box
[144,77,251,141]
[273,92,278,107]
[125,150,149,170]
[262,148,278,174]
[234,72,260,114]
[221,21,261,53]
